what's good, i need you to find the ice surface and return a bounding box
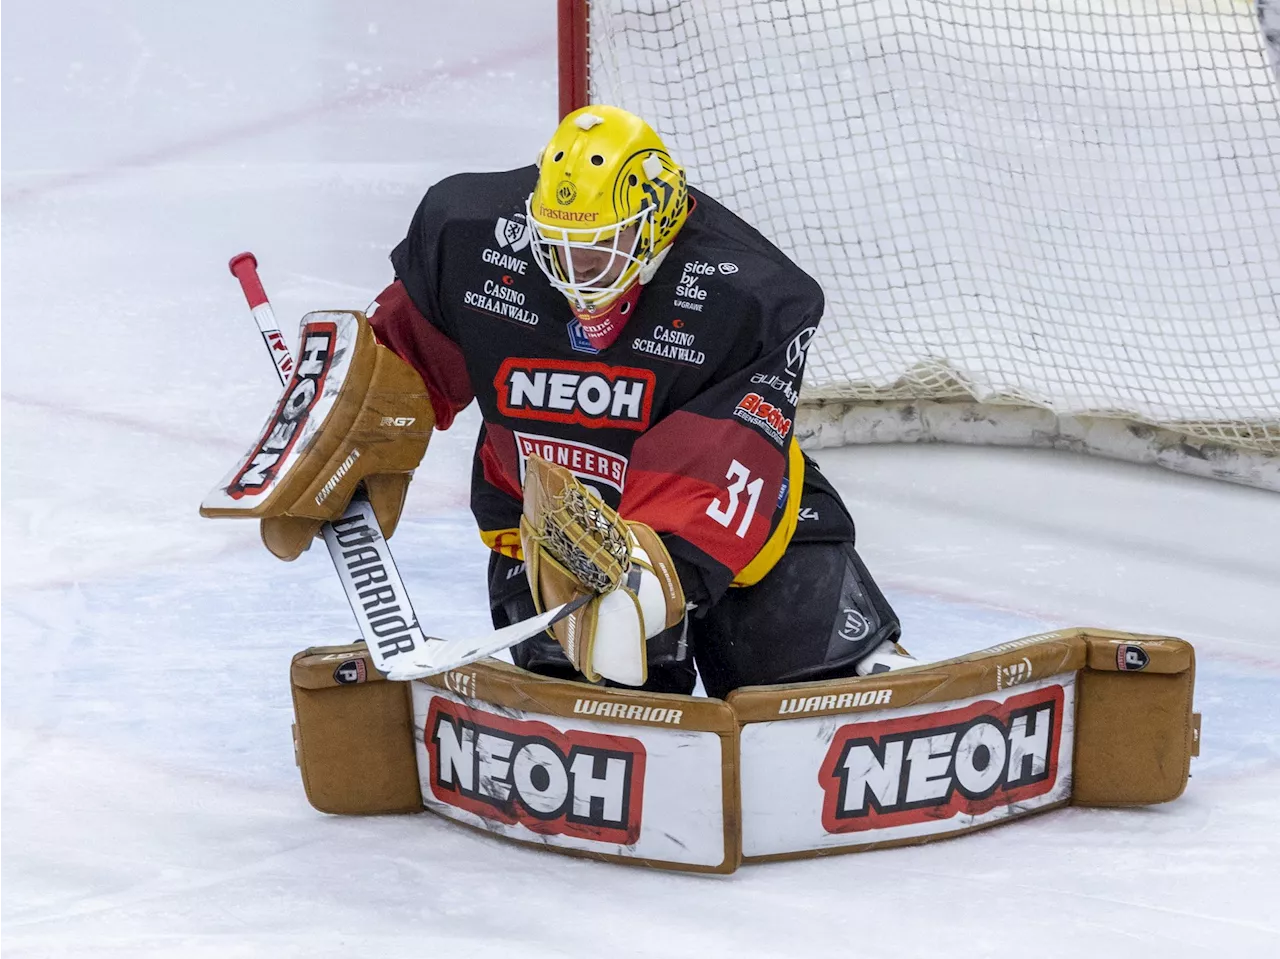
[3,2,1278,956]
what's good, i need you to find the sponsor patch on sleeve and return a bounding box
[733,392,793,445]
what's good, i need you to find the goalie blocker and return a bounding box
[290,627,1200,873]
[200,309,434,560]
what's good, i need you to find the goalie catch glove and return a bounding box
[520,456,686,686]
[200,310,434,559]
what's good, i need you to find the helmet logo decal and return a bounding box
[535,204,599,223]
[556,180,578,206]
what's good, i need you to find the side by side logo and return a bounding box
[818,685,1065,833]
[229,324,336,497]
[425,697,647,844]
[495,358,655,431]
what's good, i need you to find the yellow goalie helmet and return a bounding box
[526,106,689,326]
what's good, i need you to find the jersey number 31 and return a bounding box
[706,460,763,538]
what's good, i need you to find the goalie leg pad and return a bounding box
[291,629,1196,872]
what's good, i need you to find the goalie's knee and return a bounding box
[692,540,902,699]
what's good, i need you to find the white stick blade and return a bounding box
[384,604,568,681]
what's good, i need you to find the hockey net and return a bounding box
[560,0,1280,489]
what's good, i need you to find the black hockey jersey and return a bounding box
[370,165,823,606]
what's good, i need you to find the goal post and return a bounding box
[557,0,1280,490]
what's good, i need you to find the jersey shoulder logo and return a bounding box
[785,326,817,377]
[494,358,656,431]
[494,214,530,252]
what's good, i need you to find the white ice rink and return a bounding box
[3,2,1279,956]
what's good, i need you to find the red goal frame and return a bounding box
[558,0,590,119]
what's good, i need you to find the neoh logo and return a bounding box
[426,697,646,844]
[818,685,1065,833]
[495,358,655,431]
[229,325,336,497]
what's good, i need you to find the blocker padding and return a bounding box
[290,644,422,815]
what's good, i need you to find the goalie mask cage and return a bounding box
[558,0,1280,490]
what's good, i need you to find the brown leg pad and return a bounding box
[290,645,423,814]
[285,627,1200,871]
[1073,668,1197,806]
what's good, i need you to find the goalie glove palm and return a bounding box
[200,310,433,559]
[520,456,685,686]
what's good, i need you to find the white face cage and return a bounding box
[525,196,657,312]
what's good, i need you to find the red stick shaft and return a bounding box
[226,251,294,386]
[229,252,269,309]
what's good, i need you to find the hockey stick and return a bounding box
[227,253,583,679]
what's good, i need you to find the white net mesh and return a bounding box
[585,0,1280,454]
